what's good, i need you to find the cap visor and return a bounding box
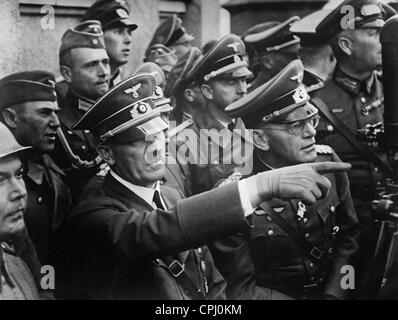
[120,19,138,30]
[137,116,169,136]
[229,66,253,79]
[361,19,385,29]
[0,146,32,160]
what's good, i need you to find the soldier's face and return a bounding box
[350,28,382,70]
[170,43,192,61]
[68,48,111,100]
[13,101,60,152]
[109,131,166,187]
[104,27,133,68]
[259,108,318,168]
[0,156,26,241]
[206,76,248,110]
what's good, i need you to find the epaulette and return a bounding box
[306,81,324,94]
[315,144,333,155]
[168,118,194,138]
[216,172,244,188]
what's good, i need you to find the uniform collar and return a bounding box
[110,68,122,87]
[77,95,96,112]
[110,170,163,209]
[333,67,376,96]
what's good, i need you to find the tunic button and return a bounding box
[37,197,43,204]
[67,130,73,135]
[305,233,310,239]
[267,230,274,236]
[308,262,314,268]
[361,97,366,104]
[326,125,334,132]
[330,206,335,213]
[266,215,273,222]
[82,145,87,150]
[197,247,202,254]
[303,217,309,224]
[84,130,90,134]
[374,167,379,173]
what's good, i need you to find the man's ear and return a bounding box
[260,54,273,71]
[338,36,352,57]
[97,144,116,167]
[253,129,270,152]
[2,107,20,130]
[60,65,73,83]
[200,83,214,100]
[184,88,195,102]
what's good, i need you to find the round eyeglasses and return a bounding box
[265,114,320,136]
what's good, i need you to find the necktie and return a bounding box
[153,190,165,210]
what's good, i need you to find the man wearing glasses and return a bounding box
[209,60,359,300]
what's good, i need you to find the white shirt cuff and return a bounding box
[238,179,255,217]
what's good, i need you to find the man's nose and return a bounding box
[237,79,248,95]
[303,121,317,137]
[123,30,133,44]
[50,112,61,128]
[9,177,27,202]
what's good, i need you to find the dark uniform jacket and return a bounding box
[166,106,252,196]
[312,67,387,203]
[210,146,359,300]
[24,154,71,265]
[52,89,100,202]
[55,173,250,299]
[0,242,39,300]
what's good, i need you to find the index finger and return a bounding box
[310,161,351,175]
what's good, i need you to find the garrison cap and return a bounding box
[60,20,106,57]
[0,122,32,160]
[147,14,194,52]
[226,59,312,128]
[243,16,301,54]
[73,74,168,144]
[290,10,333,46]
[165,46,203,98]
[81,0,137,31]
[132,62,173,113]
[317,0,387,39]
[0,70,57,111]
[186,34,252,83]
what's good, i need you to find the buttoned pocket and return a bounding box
[250,212,299,269]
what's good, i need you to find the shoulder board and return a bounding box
[168,118,194,138]
[306,81,324,94]
[316,144,333,155]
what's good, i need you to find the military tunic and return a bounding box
[313,68,387,201]
[166,106,252,196]
[0,243,39,300]
[210,146,359,300]
[54,173,250,299]
[23,154,71,265]
[52,89,101,202]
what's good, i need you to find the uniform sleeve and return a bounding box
[58,182,251,263]
[209,233,294,300]
[323,151,360,300]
